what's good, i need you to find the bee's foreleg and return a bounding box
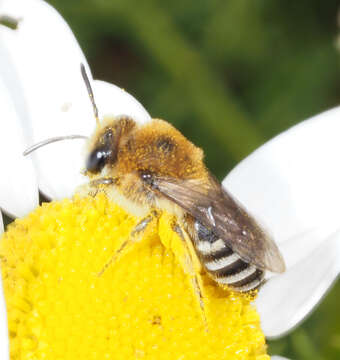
[172,223,208,331]
[97,214,155,276]
[75,177,116,199]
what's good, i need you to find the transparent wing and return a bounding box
[153,174,285,273]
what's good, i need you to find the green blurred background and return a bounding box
[46,1,340,359]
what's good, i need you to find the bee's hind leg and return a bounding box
[172,223,208,331]
[97,214,156,276]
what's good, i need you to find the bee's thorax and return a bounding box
[115,119,207,181]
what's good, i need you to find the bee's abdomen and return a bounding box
[194,221,264,292]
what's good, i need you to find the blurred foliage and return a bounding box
[47,0,340,358]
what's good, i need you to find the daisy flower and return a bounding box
[0,0,339,359]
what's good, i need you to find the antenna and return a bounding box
[23,135,88,156]
[23,64,97,157]
[80,63,100,126]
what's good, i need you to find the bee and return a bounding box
[80,65,285,293]
[25,65,285,295]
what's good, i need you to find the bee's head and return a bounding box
[85,116,136,175]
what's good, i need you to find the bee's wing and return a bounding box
[153,175,285,273]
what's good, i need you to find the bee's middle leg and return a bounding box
[172,223,208,329]
[97,214,156,276]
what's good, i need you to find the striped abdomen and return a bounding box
[194,221,264,292]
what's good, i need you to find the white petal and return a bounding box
[30,80,152,199]
[271,357,291,360]
[223,107,340,337]
[32,79,152,199]
[0,0,95,199]
[0,1,152,200]
[223,106,340,268]
[0,76,39,217]
[93,80,151,125]
[256,229,340,338]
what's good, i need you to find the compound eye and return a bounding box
[86,146,111,173]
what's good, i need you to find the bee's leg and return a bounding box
[97,214,156,276]
[75,178,116,198]
[130,214,156,236]
[172,223,208,330]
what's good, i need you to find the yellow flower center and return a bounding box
[0,194,269,359]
